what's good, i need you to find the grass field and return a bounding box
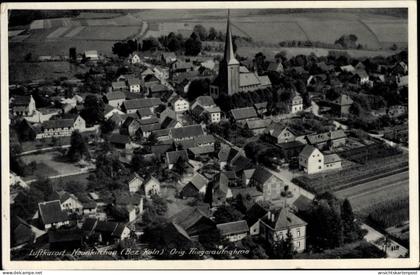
[335,171,409,214]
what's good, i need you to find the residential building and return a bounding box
[166,150,189,170]
[259,208,307,252]
[331,94,353,117]
[38,200,70,230]
[249,166,283,201]
[35,115,86,139]
[230,107,258,124]
[170,207,215,240]
[299,145,324,174]
[143,176,161,199]
[121,98,162,114]
[127,77,141,93]
[244,118,272,135]
[216,220,249,242]
[11,95,36,117]
[127,173,145,193]
[180,173,208,198]
[290,94,303,113]
[170,96,190,113]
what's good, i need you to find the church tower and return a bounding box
[213,10,240,97]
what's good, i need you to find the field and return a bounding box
[293,154,409,195]
[335,171,409,214]
[21,151,83,181]
[136,10,407,50]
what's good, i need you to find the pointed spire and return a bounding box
[224,9,239,65]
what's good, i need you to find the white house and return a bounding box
[129,52,141,64]
[143,176,161,199]
[36,115,86,139]
[290,94,303,114]
[299,145,324,174]
[127,77,141,93]
[128,173,145,193]
[84,50,99,61]
[104,91,126,109]
[170,96,190,113]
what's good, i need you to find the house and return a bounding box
[104,91,125,109]
[241,168,256,186]
[49,191,83,213]
[38,200,70,230]
[244,118,272,135]
[305,130,346,148]
[161,116,182,129]
[11,95,36,117]
[331,94,353,116]
[120,117,141,137]
[166,150,189,169]
[112,81,128,92]
[161,222,194,247]
[354,69,370,85]
[259,208,307,252]
[170,124,204,141]
[138,117,161,138]
[211,173,233,205]
[143,176,161,199]
[127,173,145,193]
[127,77,141,93]
[84,50,98,61]
[180,173,208,198]
[216,220,249,242]
[108,133,130,149]
[340,65,356,74]
[48,229,82,251]
[35,115,86,139]
[230,107,258,124]
[104,105,125,120]
[191,96,216,110]
[277,141,306,162]
[170,96,190,113]
[244,202,270,235]
[266,61,284,73]
[170,207,215,239]
[205,106,222,123]
[129,52,141,64]
[316,61,335,73]
[161,52,177,64]
[396,75,408,88]
[110,204,137,223]
[249,166,283,201]
[299,145,324,174]
[121,98,162,114]
[290,94,303,113]
[265,124,297,144]
[324,153,342,171]
[93,221,131,243]
[170,59,194,74]
[149,84,169,98]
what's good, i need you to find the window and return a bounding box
[297,241,300,248]
[319,166,322,170]
[318,159,321,163]
[297,228,301,237]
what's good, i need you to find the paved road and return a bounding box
[361,223,408,258]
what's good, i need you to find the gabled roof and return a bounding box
[292,195,313,212]
[194,134,215,145]
[166,150,189,164]
[244,202,269,226]
[324,153,341,164]
[108,133,130,145]
[230,107,258,121]
[188,145,215,155]
[250,165,276,185]
[149,83,168,93]
[171,207,212,232]
[217,220,249,236]
[340,65,356,73]
[239,72,261,87]
[194,96,215,107]
[262,208,307,230]
[333,94,353,106]
[355,69,368,79]
[258,75,272,86]
[189,173,209,191]
[161,116,179,129]
[105,91,125,101]
[170,125,204,140]
[38,200,69,225]
[127,77,141,86]
[245,118,272,130]
[137,107,153,117]
[123,98,162,110]
[42,118,75,129]
[299,145,318,159]
[112,81,127,90]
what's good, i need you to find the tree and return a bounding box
[81,95,105,126]
[185,32,202,56]
[213,205,243,224]
[254,52,266,75]
[142,37,160,51]
[241,236,269,259]
[208,27,217,40]
[100,119,116,135]
[341,199,364,243]
[186,78,210,101]
[67,130,90,162]
[193,24,208,41]
[272,230,294,259]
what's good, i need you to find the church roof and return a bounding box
[223,10,239,66]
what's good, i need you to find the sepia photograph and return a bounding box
[1,1,418,270]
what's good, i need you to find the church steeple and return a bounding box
[224,10,239,65]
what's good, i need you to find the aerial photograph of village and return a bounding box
[8,8,410,261]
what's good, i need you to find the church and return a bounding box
[209,12,272,99]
